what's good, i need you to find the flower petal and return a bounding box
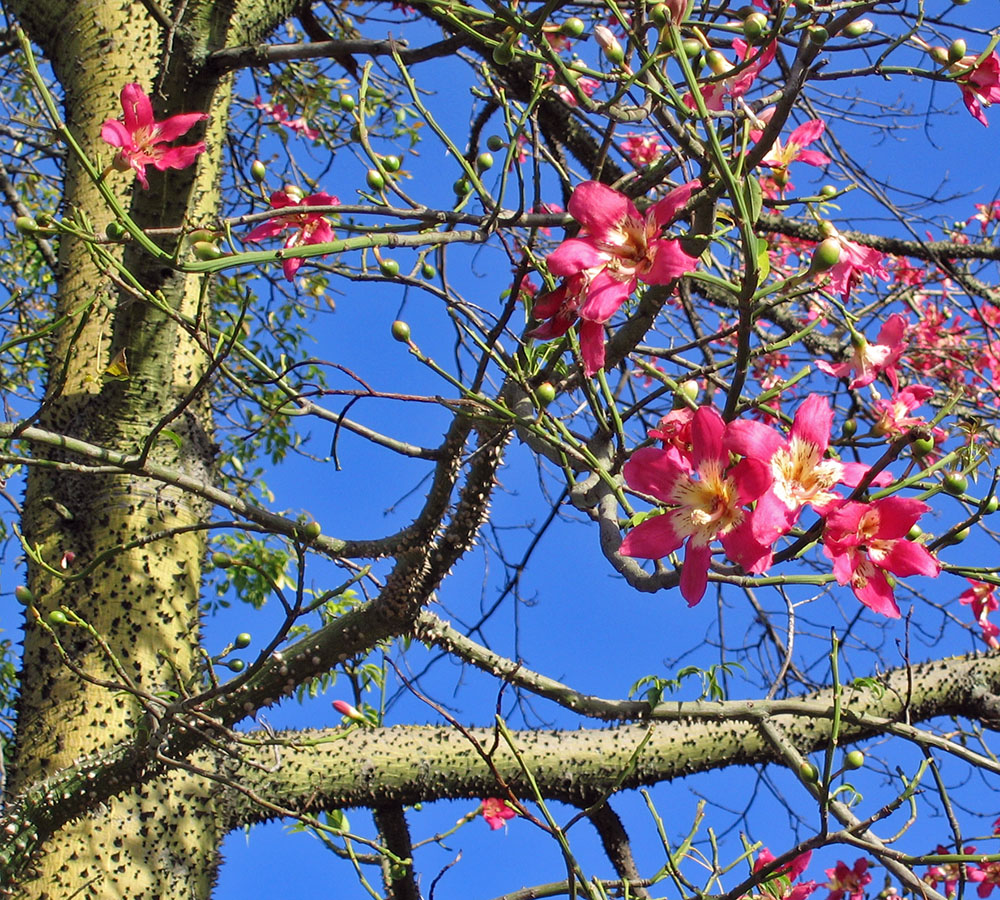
[623,446,688,505]
[567,181,638,237]
[620,510,685,559]
[120,83,154,133]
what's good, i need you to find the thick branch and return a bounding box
[222,648,1000,827]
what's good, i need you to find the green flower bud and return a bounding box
[379,258,400,277]
[391,320,411,342]
[949,39,967,64]
[212,551,233,569]
[943,472,969,496]
[799,761,819,783]
[560,16,585,37]
[811,237,842,272]
[421,263,437,279]
[14,216,38,233]
[843,19,873,38]
[339,94,356,111]
[382,155,402,172]
[366,169,386,190]
[845,750,865,769]
[234,632,252,649]
[48,609,68,626]
[227,659,245,672]
[486,135,506,152]
[536,382,556,405]
[14,585,33,605]
[192,241,223,261]
[250,159,267,182]
[492,41,515,66]
[476,152,494,171]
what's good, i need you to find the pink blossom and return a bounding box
[620,406,772,605]
[245,188,338,282]
[972,861,1000,897]
[686,39,776,111]
[816,314,907,391]
[332,699,366,722]
[959,580,1000,649]
[824,859,871,900]
[822,497,940,618]
[254,96,319,140]
[648,408,695,456]
[481,798,516,830]
[545,67,599,106]
[101,83,207,190]
[726,394,889,561]
[813,228,889,301]
[531,180,700,375]
[754,847,818,900]
[621,133,670,166]
[925,846,977,897]
[951,51,1000,127]
[870,384,937,438]
[751,109,832,172]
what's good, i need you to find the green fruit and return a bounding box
[807,26,827,45]
[366,169,386,190]
[14,216,37,233]
[812,237,842,271]
[234,632,252,649]
[476,152,494,171]
[492,41,515,65]
[250,159,267,182]
[192,241,223,261]
[391,320,411,342]
[986,496,999,514]
[486,135,505,152]
[14,585,33,605]
[339,94,356,111]
[799,762,819,783]
[212,551,233,569]
[560,16,585,37]
[453,178,471,196]
[841,418,857,437]
[536,382,556,405]
[845,750,865,769]
[227,659,246,672]
[952,526,971,543]
[943,472,969,496]
[301,520,321,540]
[379,258,400,277]
[912,436,935,457]
[705,50,729,75]
[421,262,437,279]
[906,524,923,540]
[949,39,967,64]
[820,185,838,198]
[381,155,401,172]
[677,380,699,404]
[187,228,215,244]
[48,609,68,626]
[844,19,873,38]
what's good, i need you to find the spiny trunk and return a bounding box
[8,1,231,894]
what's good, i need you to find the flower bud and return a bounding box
[391,320,411,342]
[948,39,967,64]
[843,19,873,38]
[14,585,33,605]
[706,49,732,76]
[810,237,842,272]
[234,632,252,649]
[486,135,506,152]
[14,216,37,233]
[476,152,494,171]
[192,241,223,261]
[560,16,585,37]
[929,46,950,65]
[105,221,127,241]
[594,25,625,64]
[492,40,515,65]
[283,183,304,202]
[339,93,356,111]
[333,699,367,722]
[250,159,267,182]
[743,12,768,43]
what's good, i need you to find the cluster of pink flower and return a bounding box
[481,797,515,830]
[529,179,701,376]
[958,580,1000,649]
[253,95,319,141]
[745,850,871,900]
[619,397,940,612]
[923,844,1000,898]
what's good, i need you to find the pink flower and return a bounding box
[101,83,207,190]
[620,133,670,166]
[752,110,831,170]
[481,798,516,830]
[972,861,1000,897]
[925,846,977,897]
[754,847,819,900]
[870,384,936,438]
[531,180,700,375]
[245,188,338,282]
[812,228,889,301]
[726,394,889,559]
[686,39,776,110]
[649,408,695,456]
[959,580,1000,648]
[816,314,907,391]
[620,406,772,605]
[254,96,319,140]
[952,51,1000,127]
[822,497,940,618]
[824,859,871,900]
